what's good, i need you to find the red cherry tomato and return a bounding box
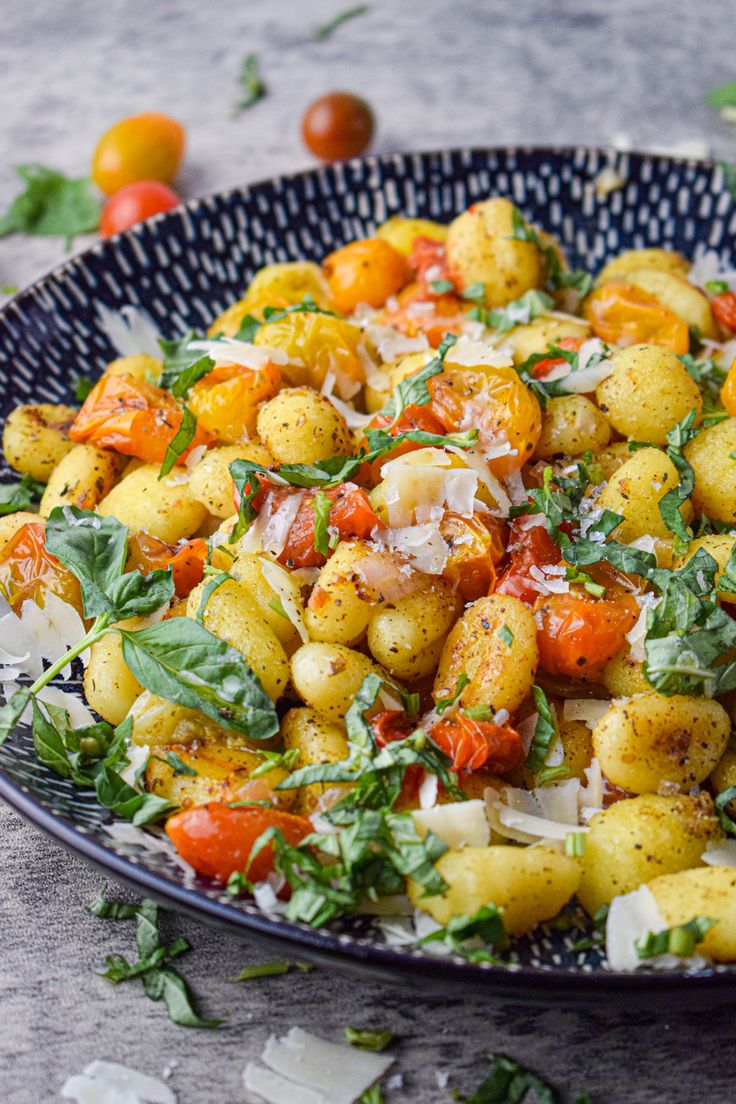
[359,403,448,484]
[301,92,374,161]
[100,181,180,238]
[495,519,561,606]
[127,532,207,598]
[279,482,383,569]
[529,335,585,378]
[534,591,639,679]
[712,291,736,333]
[429,716,525,774]
[371,710,423,802]
[165,803,313,883]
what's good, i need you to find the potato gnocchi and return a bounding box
[4,197,736,972]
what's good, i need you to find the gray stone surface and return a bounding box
[1,0,736,1099]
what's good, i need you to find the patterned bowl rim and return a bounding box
[1,144,735,1002]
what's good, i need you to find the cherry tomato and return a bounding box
[371,710,423,802]
[70,374,213,464]
[127,532,207,598]
[254,312,365,397]
[323,238,410,314]
[283,482,383,569]
[301,92,374,162]
[583,281,689,353]
[0,521,82,613]
[166,803,313,883]
[100,181,180,238]
[189,361,281,443]
[92,112,185,196]
[360,403,447,484]
[428,363,542,478]
[720,357,736,416]
[429,716,525,774]
[438,512,502,602]
[408,236,455,289]
[379,281,468,347]
[495,519,561,606]
[529,335,585,379]
[712,291,736,333]
[534,591,639,680]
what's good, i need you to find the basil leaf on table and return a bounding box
[44,506,128,617]
[0,164,101,247]
[118,618,279,740]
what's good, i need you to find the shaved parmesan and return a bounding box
[102,822,196,880]
[61,1060,176,1104]
[259,558,309,642]
[605,885,666,972]
[485,781,585,843]
[380,451,477,526]
[418,772,439,810]
[444,446,511,516]
[364,322,429,363]
[325,393,374,430]
[559,357,615,393]
[445,338,514,369]
[252,879,289,915]
[119,743,150,788]
[97,303,161,359]
[412,799,490,848]
[373,522,450,574]
[4,682,96,728]
[579,756,604,820]
[702,839,736,867]
[563,699,611,727]
[244,491,304,558]
[594,166,625,196]
[244,1027,394,1104]
[189,337,291,369]
[0,593,88,683]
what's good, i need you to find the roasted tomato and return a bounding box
[127,532,207,598]
[583,282,689,353]
[275,482,383,569]
[439,512,504,602]
[379,282,468,347]
[360,403,447,484]
[70,374,212,464]
[529,335,585,378]
[166,803,313,883]
[254,313,366,398]
[429,715,525,774]
[711,291,736,333]
[534,591,639,679]
[427,363,542,477]
[408,235,455,289]
[720,357,736,416]
[0,521,82,613]
[371,710,423,802]
[188,361,281,443]
[323,238,410,314]
[495,519,561,606]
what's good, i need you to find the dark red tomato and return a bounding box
[534,591,639,679]
[429,716,525,774]
[712,291,736,332]
[165,803,313,883]
[495,520,561,606]
[529,335,585,378]
[100,180,180,238]
[301,92,374,161]
[127,532,207,598]
[0,521,82,614]
[371,710,423,802]
[279,482,383,569]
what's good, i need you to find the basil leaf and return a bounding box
[525,686,558,772]
[168,355,214,400]
[379,335,456,423]
[0,164,101,247]
[485,289,554,334]
[0,473,45,515]
[106,569,175,620]
[159,404,198,479]
[657,410,698,541]
[45,506,128,618]
[312,490,332,557]
[74,375,96,402]
[362,426,478,452]
[314,4,369,39]
[416,902,508,965]
[118,618,279,740]
[158,330,202,383]
[31,699,72,778]
[235,53,266,112]
[195,570,231,623]
[345,1027,394,1052]
[94,764,175,826]
[435,672,470,714]
[636,916,717,959]
[87,888,140,919]
[163,751,197,777]
[0,688,31,746]
[464,1053,557,1104]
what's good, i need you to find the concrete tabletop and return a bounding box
[1,1,736,1100]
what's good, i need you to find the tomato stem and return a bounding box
[28,613,112,696]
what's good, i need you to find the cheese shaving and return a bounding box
[380,451,477,526]
[372,522,450,574]
[259,558,309,642]
[97,303,161,359]
[444,446,512,516]
[189,337,291,369]
[702,839,736,867]
[445,337,514,369]
[605,885,668,972]
[485,780,585,843]
[562,699,611,727]
[0,593,89,682]
[61,1060,176,1104]
[411,799,490,848]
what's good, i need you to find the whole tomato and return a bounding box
[92,112,185,195]
[100,181,180,238]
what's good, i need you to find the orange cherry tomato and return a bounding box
[495,519,561,606]
[127,532,207,598]
[360,403,448,484]
[408,236,455,290]
[371,710,423,803]
[70,374,212,464]
[0,521,82,613]
[100,181,180,238]
[583,281,689,353]
[166,803,313,883]
[428,364,542,478]
[534,591,639,680]
[712,291,736,333]
[284,482,383,569]
[379,282,468,347]
[720,357,736,416]
[301,92,374,162]
[438,512,501,602]
[429,715,525,774]
[323,238,410,314]
[92,113,185,196]
[189,361,281,443]
[529,335,585,378]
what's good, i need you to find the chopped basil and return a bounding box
[73,375,96,402]
[635,916,717,960]
[657,410,698,542]
[87,888,140,920]
[435,672,470,714]
[162,751,197,777]
[525,686,558,772]
[314,3,369,39]
[461,1054,556,1104]
[1,283,18,295]
[705,280,729,295]
[345,1027,394,1052]
[535,764,573,787]
[484,289,554,334]
[235,53,266,112]
[416,903,508,965]
[462,282,485,303]
[498,624,514,647]
[463,705,493,722]
[312,489,333,557]
[564,566,605,598]
[430,278,455,294]
[716,785,736,835]
[0,473,45,515]
[359,1088,384,1104]
[721,161,736,200]
[509,207,593,298]
[235,961,291,981]
[0,164,101,246]
[378,333,457,423]
[706,80,736,110]
[565,832,586,857]
[249,746,300,779]
[195,569,231,623]
[158,404,198,479]
[268,597,290,620]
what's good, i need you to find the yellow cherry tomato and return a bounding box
[583,281,689,353]
[92,113,185,196]
[720,357,736,416]
[254,311,367,398]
